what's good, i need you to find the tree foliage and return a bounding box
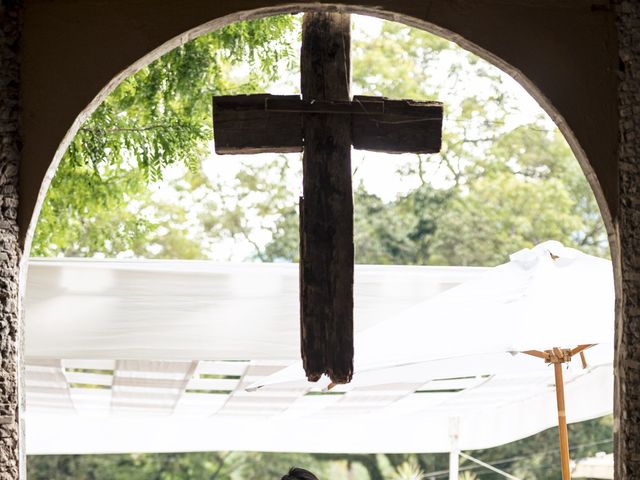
[31,15,296,257]
[28,414,613,480]
[262,20,608,265]
[32,16,608,263]
[27,451,331,480]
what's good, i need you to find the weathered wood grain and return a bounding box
[211,14,444,387]
[300,12,354,384]
[213,94,303,154]
[214,93,442,155]
[265,96,385,115]
[351,95,443,154]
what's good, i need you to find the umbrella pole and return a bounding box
[554,361,571,480]
[524,346,595,480]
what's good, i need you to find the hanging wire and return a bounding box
[422,437,613,478]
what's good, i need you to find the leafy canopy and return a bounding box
[32,15,295,257]
[33,16,608,264]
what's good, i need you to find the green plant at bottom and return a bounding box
[392,459,425,480]
[459,471,478,480]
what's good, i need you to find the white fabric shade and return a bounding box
[250,241,614,390]
[25,260,480,361]
[24,244,614,455]
[27,362,611,455]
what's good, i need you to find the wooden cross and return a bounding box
[212,12,443,385]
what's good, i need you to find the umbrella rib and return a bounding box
[522,350,546,360]
[571,344,595,356]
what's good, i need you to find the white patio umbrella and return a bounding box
[249,241,614,480]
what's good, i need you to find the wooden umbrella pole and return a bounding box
[554,361,571,480]
[525,346,594,480]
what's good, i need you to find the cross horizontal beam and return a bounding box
[211,12,445,385]
[213,94,443,155]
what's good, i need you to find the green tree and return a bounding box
[33,160,152,257]
[461,415,613,479]
[27,451,333,480]
[262,18,608,265]
[31,15,296,258]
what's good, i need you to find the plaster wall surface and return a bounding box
[19,0,618,246]
[0,1,22,478]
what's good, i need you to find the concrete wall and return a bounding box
[0,1,22,478]
[614,0,640,478]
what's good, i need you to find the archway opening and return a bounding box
[23,9,614,480]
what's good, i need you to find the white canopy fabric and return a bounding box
[250,241,614,390]
[24,246,613,455]
[25,260,480,361]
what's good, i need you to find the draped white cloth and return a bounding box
[24,243,613,455]
[25,260,480,361]
[250,241,614,390]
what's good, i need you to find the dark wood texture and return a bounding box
[299,12,354,384]
[351,95,443,154]
[211,14,443,387]
[214,94,442,155]
[265,96,385,115]
[213,94,303,154]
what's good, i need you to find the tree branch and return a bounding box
[209,452,231,480]
[79,123,192,135]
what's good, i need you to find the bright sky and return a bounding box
[145,14,559,261]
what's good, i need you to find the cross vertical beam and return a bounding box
[299,12,354,383]
[212,12,442,385]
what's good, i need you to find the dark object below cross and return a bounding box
[212,12,443,384]
[281,467,319,480]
